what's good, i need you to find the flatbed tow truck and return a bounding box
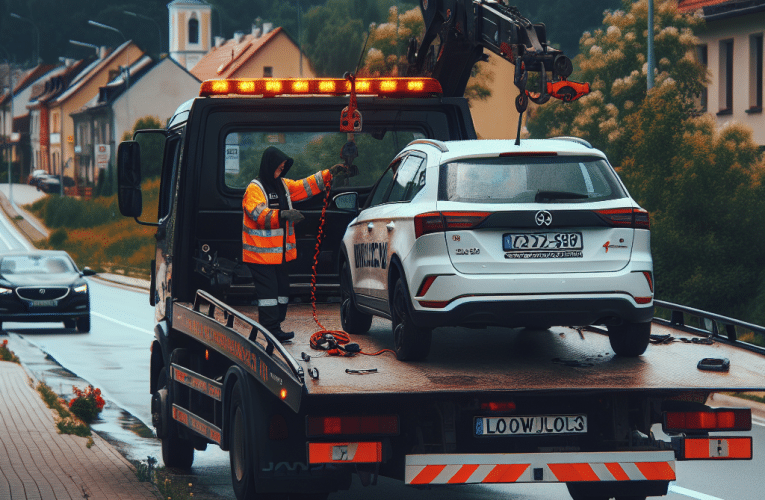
[115,2,765,499]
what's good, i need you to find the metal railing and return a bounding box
[654,299,765,355]
[193,289,305,382]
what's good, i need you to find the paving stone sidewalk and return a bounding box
[0,361,159,500]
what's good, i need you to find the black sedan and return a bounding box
[0,251,96,332]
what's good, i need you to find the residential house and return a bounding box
[28,41,144,184]
[168,0,213,71]
[190,25,316,81]
[678,0,765,145]
[0,64,53,181]
[71,56,200,193]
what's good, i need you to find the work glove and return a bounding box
[279,209,305,224]
[329,163,347,177]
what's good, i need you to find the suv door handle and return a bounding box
[386,222,395,232]
[367,222,374,231]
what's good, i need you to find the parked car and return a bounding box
[339,138,654,360]
[27,169,48,188]
[0,250,96,332]
[38,175,76,193]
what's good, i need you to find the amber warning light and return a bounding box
[199,77,443,98]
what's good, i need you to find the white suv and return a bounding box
[338,138,653,360]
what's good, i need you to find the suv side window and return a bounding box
[366,157,401,208]
[387,154,425,203]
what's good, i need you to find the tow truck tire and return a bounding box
[391,277,432,361]
[607,321,651,357]
[230,380,259,500]
[76,314,90,333]
[157,367,195,470]
[340,261,372,334]
[64,319,76,329]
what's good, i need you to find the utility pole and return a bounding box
[647,0,655,90]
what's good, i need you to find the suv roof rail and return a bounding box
[406,138,449,152]
[551,136,593,148]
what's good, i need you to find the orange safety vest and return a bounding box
[242,170,332,265]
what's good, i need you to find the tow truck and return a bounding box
[116,2,764,499]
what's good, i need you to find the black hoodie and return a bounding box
[258,146,294,211]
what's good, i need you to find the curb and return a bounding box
[0,188,48,243]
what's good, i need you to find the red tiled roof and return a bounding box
[677,0,732,13]
[190,27,287,81]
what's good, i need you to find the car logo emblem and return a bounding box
[39,289,45,295]
[535,211,552,227]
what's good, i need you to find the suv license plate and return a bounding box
[31,300,57,307]
[475,414,587,436]
[503,232,583,251]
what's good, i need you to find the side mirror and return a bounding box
[81,267,97,277]
[333,192,358,212]
[117,141,142,218]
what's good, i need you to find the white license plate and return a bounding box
[475,414,587,436]
[503,232,583,251]
[31,300,57,307]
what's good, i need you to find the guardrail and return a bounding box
[654,299,765,355]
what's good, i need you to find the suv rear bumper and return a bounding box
[409,295,653,329]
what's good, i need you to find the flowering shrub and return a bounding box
[69,385,105,423]
[0,339,20,363]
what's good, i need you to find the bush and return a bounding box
[68,385,105,423]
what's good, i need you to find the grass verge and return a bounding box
[36,381,94,446]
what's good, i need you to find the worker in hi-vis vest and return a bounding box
[243,146,349,341]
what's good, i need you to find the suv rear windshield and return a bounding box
[439,155,627,204]
[223,130,424,190]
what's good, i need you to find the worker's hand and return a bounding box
[280,209,305,224]
[329,163,348,177]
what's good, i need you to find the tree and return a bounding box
[527,0,765,324]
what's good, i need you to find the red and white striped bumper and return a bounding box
[405,451,676,485]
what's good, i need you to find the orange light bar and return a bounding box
[664,408,751,433]
[200,77,443,98]
[308,442,382,464]
[681,437,752,460]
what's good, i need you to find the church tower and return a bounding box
[168,0,212,71]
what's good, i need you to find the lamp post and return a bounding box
[10,13,40,65]
[647,0,655,90]
[89,20,132,178]
[69,40,100,57]
[1,46,14,205]
[123,10,163,57]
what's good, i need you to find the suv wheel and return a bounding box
[391,277,431,361]
[340,261,372,334]
[607,322,651,357]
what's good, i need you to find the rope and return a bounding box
[308,178,395,357]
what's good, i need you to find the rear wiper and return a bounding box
[535,190,590,202]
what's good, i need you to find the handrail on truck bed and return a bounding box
[654,299,765,356]
[193,289,305,382]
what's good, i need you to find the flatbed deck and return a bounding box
[208,302,765,396]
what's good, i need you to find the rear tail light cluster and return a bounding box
[414,211,490,239]
[595,208,650,229]
[306,415,399,437]
[663,408,751,433]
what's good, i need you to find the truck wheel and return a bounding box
[157,367,195,470]
[76,314,91,333]
[340,261,372,335]
[607,322,651,357]
[230,380,259,500]
[63,319,76,329]
[391,277,431,361]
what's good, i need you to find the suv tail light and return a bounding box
[595,208,650,229]
[414,212,490,238]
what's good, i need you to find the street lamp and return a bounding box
[1,45,14,205]
[69,40,100,57]
[10,13,40,65]
[123,10,163,57]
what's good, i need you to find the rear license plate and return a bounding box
[475,414,587,436]
[503,232,583,251]
[31,300,57,307]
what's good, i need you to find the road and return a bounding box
[0,185,763,499]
